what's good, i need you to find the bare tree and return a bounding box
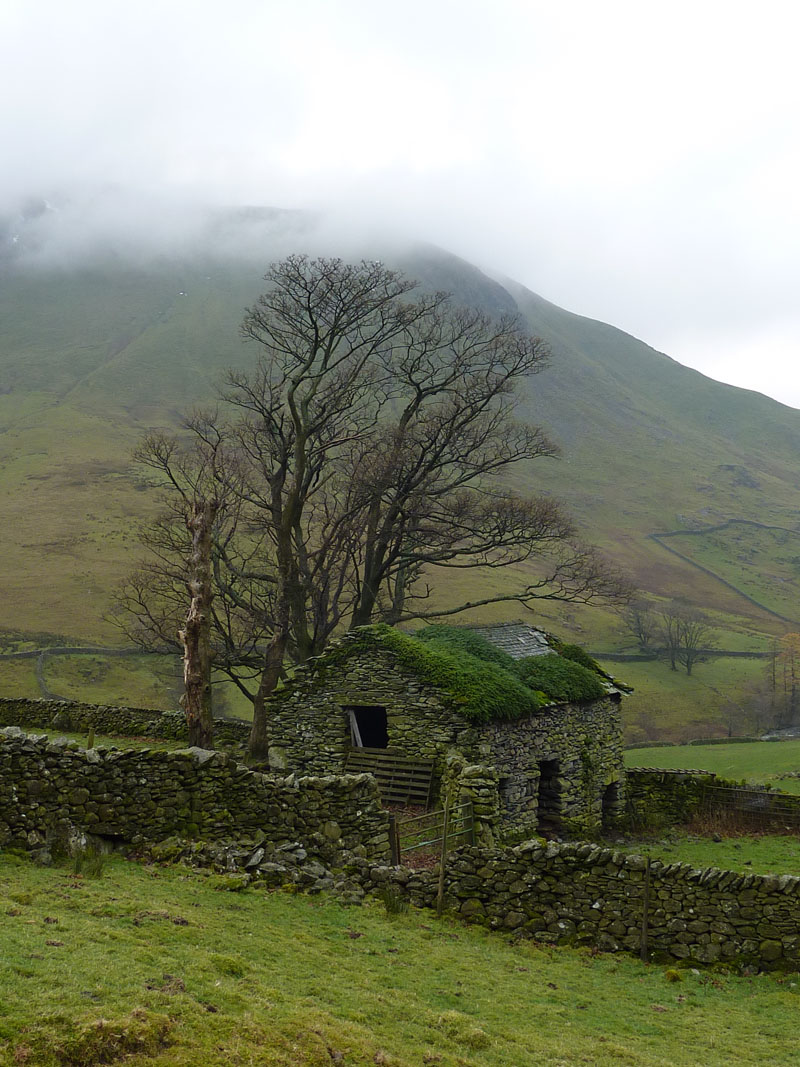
[121,255,629,759]
[114,419,272,746]
[658,601,715,676]
[620,599,659,652]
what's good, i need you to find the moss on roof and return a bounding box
[328,624,542,723]
[323,624,610,723]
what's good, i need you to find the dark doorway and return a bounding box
[601,780,621,828]
[347,705,389,749]
[536,758,562,824]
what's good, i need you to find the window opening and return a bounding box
[346,705,389,749]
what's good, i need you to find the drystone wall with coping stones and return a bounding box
[0,696,250,749]
[624,768,717,827]
[356,841,800,972]
[264,644,624,835]
[0,728,390,862]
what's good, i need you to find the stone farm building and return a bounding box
[264,623,625,836]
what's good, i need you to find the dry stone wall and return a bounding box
[0,696,250,749]
[625,768,800,831]
[362,840,800,972]
[0,729,390,862]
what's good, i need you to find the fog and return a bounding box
[2,0,799,404]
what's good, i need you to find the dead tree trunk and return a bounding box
[179,498,217,749]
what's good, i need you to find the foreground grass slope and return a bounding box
[1,854,798,1066]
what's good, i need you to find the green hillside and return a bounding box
[2,217,800,735]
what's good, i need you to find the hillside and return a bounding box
[2,206,800,732]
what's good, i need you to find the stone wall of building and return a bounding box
[264,646,475,774]
[265,646,624,835]
[0,696,250,749]
[467,699,624,835]
[0,729,390,862]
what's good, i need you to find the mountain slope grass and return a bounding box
[1,853,799,1066]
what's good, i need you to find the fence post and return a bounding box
[388,814,400,866]
[640,856,650,962]
[436,801,451,918]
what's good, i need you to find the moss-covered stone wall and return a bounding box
[0,696,250,749]
[626,768,800,831]
[367,841,800,971]
[0,729,389,862]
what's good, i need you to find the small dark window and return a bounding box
[347,705,389,749]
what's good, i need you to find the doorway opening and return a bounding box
[536,758,562,824]
[601,780,621,827]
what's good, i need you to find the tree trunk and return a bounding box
[248,622,288,760]
[179,499,217,749]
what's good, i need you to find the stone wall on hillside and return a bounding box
[0,729,389,862]
[363,841,800,972]
[0,696,250,749]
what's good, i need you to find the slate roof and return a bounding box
[460,621,553,659]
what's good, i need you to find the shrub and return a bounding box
[547,638,605,676]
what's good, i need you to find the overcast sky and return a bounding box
[2,0,799,406]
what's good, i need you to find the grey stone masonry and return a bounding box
[0,728,390,862]
[264,642,624,835]
[0,696,250,748]
[361,840,800,972]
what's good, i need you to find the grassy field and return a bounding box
[1,853,799,1066]
[625,739,800,792]
[0,652,255,721]
[618,832,800,877]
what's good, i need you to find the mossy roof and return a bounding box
[304,624,619,724]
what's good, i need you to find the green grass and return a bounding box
[14,729,183,753]
[606,655,770,744]
[2,853,800,1065]
[625,738,800,792]
[618,832,800,877]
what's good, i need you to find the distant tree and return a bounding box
[620,599,658,652]
[777,633,800,726]
[675,610,715,676]
[658,601,715,675]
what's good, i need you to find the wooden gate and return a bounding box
[344,748,435,808]
[389,801,474,864]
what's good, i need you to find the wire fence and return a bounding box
[701,784,800,829]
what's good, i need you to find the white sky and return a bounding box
[2,0,799,405]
